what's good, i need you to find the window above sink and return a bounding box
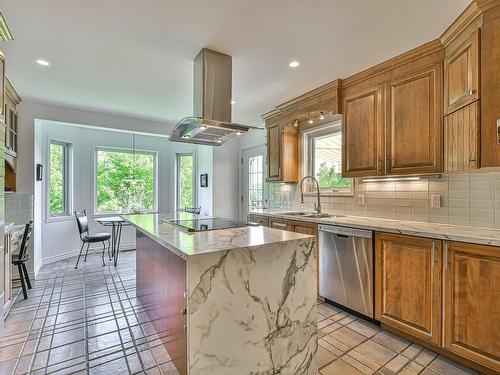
[303,120,354,196]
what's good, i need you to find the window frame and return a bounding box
[303,121,354,197]
[46,139,73,221]
[175,152,197,212]
[93,146,158,215]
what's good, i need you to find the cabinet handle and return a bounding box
[431,242,435,268]
[449,89,473,105]
[444,243,449,271]
[272,222,288,229]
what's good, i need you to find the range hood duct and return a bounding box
[169,48,260,146]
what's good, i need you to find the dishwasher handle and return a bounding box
[318,224,373,239]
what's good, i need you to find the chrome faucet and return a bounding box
[300,175,321,213]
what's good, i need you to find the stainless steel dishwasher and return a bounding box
[318,224,374,318]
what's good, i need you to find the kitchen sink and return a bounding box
[282,211,310,216]
[303,213,335,218]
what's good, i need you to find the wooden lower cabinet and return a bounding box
[375,232,442,345]
[247,214,269,227]
[269,218,289,231]
[288,220,317,236]
[443,241,500,373]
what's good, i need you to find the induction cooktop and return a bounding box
[168,217,256,232]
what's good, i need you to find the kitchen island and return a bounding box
[124,213,317,375]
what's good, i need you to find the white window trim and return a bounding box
[303,121,354,197]
[93,145,159,215]
[175,152,197,212]
[46,138,73,222]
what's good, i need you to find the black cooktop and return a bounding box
[168,217,255,232]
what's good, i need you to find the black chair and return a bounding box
[12,221,33,300]
[185,206,201,214]
[74,210,111,269]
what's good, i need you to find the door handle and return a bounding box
[443,243,449,271]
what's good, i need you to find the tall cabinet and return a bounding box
[0,49,5,335]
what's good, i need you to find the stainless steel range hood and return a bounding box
[169,48,261,146]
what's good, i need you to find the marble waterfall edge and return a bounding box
[187,237,318,375]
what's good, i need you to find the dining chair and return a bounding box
[74,210,111,269]
[12,221,33,300]
[184,206,201,214]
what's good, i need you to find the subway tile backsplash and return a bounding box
[267,169,500,229]
[5,193,34,225]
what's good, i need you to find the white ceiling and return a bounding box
[0,0,469,127]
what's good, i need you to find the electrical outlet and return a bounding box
[357,194,365,206]
[431,194,441,208]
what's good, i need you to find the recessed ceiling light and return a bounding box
[230,100,236,105]
[36,59,50,66]
[236,132,242,136]
[289,61,300,68]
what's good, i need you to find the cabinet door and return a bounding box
[267,124,281,181]
[444,29,480,115]
[375,233,441,345]
[289,221,317,236]
[0,52,4,124]
[443,241,500,373]
[444,101,480,172]
[342,85,384,177]
[385,63,443,175]
[269,218,289,231]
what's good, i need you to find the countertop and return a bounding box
[249,209,500,247]
[123,212,313,260]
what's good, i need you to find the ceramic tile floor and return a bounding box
[0,250,483,375]
[0,251,178,375]
[316,302,482,375]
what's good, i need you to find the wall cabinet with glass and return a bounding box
[4,79,20,157]
[4,78,21,192]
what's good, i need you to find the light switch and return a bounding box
[431,194,441,208]
[357,194,365,206]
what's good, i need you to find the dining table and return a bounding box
[95,216,130,266]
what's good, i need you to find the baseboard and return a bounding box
[41,243,136,266]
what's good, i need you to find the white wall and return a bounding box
[16,100,241,274]
[35,120,213,268]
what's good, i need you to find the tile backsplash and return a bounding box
[267,169,500,229]
[5,193,34,225]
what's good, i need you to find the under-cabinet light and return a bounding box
[362,174,441,183]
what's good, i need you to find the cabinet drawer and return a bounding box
[247,214,269,227]
[269,218,289,231]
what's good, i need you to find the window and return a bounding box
[49,141,70,217]
[96,148,156,213]
[176,153,195,210]
[305,123,353,195]
[248,155,264,209]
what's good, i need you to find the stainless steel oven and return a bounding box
[318,224,374,318]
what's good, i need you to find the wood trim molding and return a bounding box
[262,79,340,121]
[0,13,13,41]
[475,0,500,12]
[440,2,482,47]
[5,77,22,104]
[340,40,444,89]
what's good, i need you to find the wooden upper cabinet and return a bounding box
[266,123,298,182]
[444,28,480,115]
[443,241,500,373]
[385,63,443,175]
[375,233,442,345]
[444,101,480,172]
[342,85,383,177]
[267,124,281,180]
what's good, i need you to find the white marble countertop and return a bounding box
[123,212,313,259]
[249,209,500,247]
